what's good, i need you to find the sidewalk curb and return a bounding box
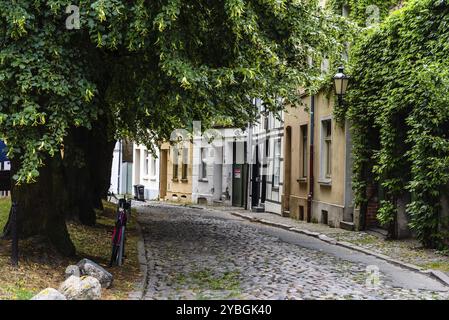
[229,211,449,288]
[128,218,148,300]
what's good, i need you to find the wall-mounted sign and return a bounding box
[0,140,7,162]
[234,168,241,179]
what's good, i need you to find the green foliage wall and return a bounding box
[336,0,449,248]
[327,0,402,26]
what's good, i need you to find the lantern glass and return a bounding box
[333,67,350,96]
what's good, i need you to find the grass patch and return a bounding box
[175,268,241,299]
[419,261,449,273]
[346,236,379,246]
[0,197,10,230]
[0,198,141,300]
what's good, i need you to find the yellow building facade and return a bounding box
[160,142,194,203]
[283,91,355,229]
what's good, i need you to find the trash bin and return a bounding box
[134,184,145,201]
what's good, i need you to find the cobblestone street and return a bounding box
[138,203,449,300]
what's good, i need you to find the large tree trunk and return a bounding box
[2,111,116,256]
[63,118,116,224]
[89,120,117,210]
[3,156,76,256]
[63,127,97,226]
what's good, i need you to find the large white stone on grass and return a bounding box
[77,258,113,288]
[59,275,101,300]
[31,288,67,300]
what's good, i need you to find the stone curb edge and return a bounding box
[128,219,148,300]
[229,211,449,288]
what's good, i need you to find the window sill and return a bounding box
[198,179,209,183]
[318,178,332,186]
[181,179,189,183]
[150,177,157,182]
[272,186,280,192]
[172,178,179,182]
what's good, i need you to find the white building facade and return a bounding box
[192,127,247,206]
[109,140,133,196]
[246,99,284,215]
[132,143,160,200]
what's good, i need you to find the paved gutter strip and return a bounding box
[129,221,149,300]
[228,211,449,288]
[424,270,449,286]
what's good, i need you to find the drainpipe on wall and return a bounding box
[307,95,315,223]
[246,123,253,211]
[117,140,122,195]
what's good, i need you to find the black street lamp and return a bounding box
[333,66,350,105]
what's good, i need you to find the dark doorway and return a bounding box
[261,139,268,204]
[159,149,168,199]
[232,141,248,207]
[261,172,267,204]
[251,145,260,207]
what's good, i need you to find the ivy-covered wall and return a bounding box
[336,0,449,248]
[327,0,402,26]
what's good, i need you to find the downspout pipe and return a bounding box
[307,95,315,223]
[117,140,122,195]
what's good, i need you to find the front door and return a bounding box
[251,145,260,207]
[232,141,248,207]
[159,149,168,199]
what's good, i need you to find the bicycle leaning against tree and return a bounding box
[109,196,131,267]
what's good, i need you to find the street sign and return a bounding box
[234,168,241,179]
[0,140,7,162]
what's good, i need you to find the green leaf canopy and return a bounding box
[0,0,344,183]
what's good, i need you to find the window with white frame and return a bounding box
[200,147,208,180]
[143,149,149,176]
[321,119,332,179]
[151,155,157,177]
[273,139,281,188]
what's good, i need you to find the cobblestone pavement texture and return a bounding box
[192,204,449,276]
[138,202,449,300]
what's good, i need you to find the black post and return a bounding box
[11,202,18,267]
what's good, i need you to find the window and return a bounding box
[200,148,208,180]
[182,148,189,180]
[273,139,281,188]
[342,43,350,62]
[342,4,350,17]
[151,156,157,177]
[301,125,308,178]
[322,120,332,179]
[265,138,269,157]
[143,150,149,176]
[320,58,329,74]
[172,147,179,180]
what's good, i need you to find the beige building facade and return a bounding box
[160,142,194,203]
[283,91,355,229]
